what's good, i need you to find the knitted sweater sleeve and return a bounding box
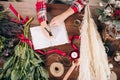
[36,0,47,23]
[71,0,89,13]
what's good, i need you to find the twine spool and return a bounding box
[50,62,64,77]
[74,19,81,27]
[69,50,79,60]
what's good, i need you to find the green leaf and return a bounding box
[96,8,104,16]
[24,54,30,70]
[15,45,26,58]
[11,70,19,80]
[4,67,12,78]
[0,12,4,20]
[33,51,41,59]
[30,58,43,67]
[39,67,49,80]
[0,73,4,79]
[3,56,14,69]
[31,69,35,80]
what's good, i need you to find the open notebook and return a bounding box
[30,22,69,50]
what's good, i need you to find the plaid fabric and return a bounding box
[71,0,88,13]
[36,0,47,23]
[36,0,88,23]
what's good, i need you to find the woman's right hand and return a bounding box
[41,21,53,38]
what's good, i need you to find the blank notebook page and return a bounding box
[30,22,69,50]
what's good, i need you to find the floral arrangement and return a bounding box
[0,19,49,80]
[98,0,120,21]
[98,0,120,61]
[0,4,49,80]
[98,0,120,41]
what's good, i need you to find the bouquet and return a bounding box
[0,18,49,80]
[0,4,49,79]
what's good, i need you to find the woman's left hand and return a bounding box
[49,14,65,27]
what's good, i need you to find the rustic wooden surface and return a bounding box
[0,1,120,80]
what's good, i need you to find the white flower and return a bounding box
[115,1,120,8]
[104,9,112,16]
[104,5,113,16]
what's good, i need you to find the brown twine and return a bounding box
[50,62,64,77]
[44,54,72,77]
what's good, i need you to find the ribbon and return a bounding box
[69,35,80,50]
[10,18,21,24]
[22,16,30,24]
[46,49,66,56]
[69,35,80,60]
[9,4,24,21]
[18,34,80,57]
[18,34,45,54]
[18,34,66,56]
[9,4,29,24]
[35,48,66,56]
[18,34,33,48]
[18,34,80,58]
[69,50,80,60]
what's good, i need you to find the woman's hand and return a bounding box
[50,8,74,27]
[41,21,53,38]
[49,14,65,27]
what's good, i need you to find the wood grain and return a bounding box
[0,1,120,80]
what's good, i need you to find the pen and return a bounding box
[44,27,53,36]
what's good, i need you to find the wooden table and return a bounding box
[0,1,120,80]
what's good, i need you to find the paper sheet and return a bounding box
[30,22,69,50]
